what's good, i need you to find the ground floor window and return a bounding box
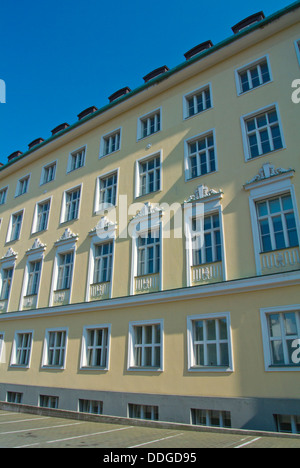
[191,408,231,428]
[79,399,103,415]
[275,414,300,434]
[128,403,159,421]
[39,395,59,409]
[6,391,23,404]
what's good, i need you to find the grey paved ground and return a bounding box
[0,409,299,449]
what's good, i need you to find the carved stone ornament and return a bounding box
[2,247,17,259]
[89,216,117,234]
[55,228,78,244]
[131,202,164,220]
[245,163,294,186]
[27,238,46,253]
[184,184,223,204]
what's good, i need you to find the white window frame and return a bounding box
[0,332,4,362]
[60,184,82,224]
[0,186,8,205]
[183,83,213,120]
[129,207,163,295]
[295,39,300,66]
[245,173,300,275]
[0,253,16,309]
[187,312,233,372]
[94,168,119,214]
[15,174,30,197]
[19,244,45,311]
[184,193,226,286]
[66,145,86,173]
[32,197,52,234]
[99,128,122,158]
[241,103,285,162]
[184,129,217,182]
[80,324,111,370]
[6,210,24,243]
[41,327,68,369]
[128,319,164,371]
[40,160,57,185]
[191,408,231,428]
[235,55,272,95]
[86,221,117,301]
[137,107,161,140]
[49,235,77,306]
[10,330,33,368]
[261,304,300,372]
[39,395,59,409]
[135,151,162,198]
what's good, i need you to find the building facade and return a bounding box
[0,2,300,433]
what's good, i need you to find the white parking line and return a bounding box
[0,417,50,425]
[234,437,261,448]
[0,421,83,435]
[14,425,134,448]
[128,432,184,448]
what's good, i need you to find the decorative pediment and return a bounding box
[244,163,295,188]
[131,202,164,220]
[55,228,78,245]
[26,238,46,254]
[89,216,117,239]
[2,247,17,260]
[184,185,223,204]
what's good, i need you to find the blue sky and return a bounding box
[0,0,294,165]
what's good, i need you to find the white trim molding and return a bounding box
[127,318,164,372]
[187,312,234,372]
[244,163,299,276]
[260,304,300,372]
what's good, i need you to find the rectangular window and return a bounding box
[56,252,74,290]
[0,267,13,300]
[128,404,159,421]
[129,322,162,369]
[256,194,299,253]
[7,392,23,404]
[44,330,67,367]
[138,109,161,139]
[188,314,232,370]
[184,85,212,118]
[137,232,160,276]
[0,187,8,205]
[186,132,216,180]
[11,332,33,366]
[68,147,85,172]
[0,333,4,360]
[266,311,300,367]
[98,172,118,208]
[275,414,300,434]
[243,106,283,160]
[100,129,121,157]
[35,200,51,232]
[16,175,30,197]
[138,154,161,197]
[192,214,222,265]
[26,261,42,296]
[41,162,56,185]
[64,187,81,222]
[94,242,113,284]
[82,326,109,369]
[79,399,103,414]
[9,211,23,242]
[191,409,231,428]
[40,395,59,409]
[236,57,271,94]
